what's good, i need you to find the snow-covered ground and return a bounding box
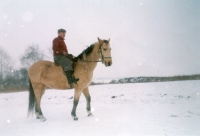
[0,81,200,136]
[92,77,113,83]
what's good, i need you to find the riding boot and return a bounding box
[65,71,79,84]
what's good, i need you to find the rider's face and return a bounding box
[58,32,66,38]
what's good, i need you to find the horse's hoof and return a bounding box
[72,115,78,121]
[87,111,93,117]
[39,115,46,122]
[40,118,46,122]
[36,116,40,119]
[88,113,93,117]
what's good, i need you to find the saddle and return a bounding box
[53,57,78,71]
[53,62,60,66]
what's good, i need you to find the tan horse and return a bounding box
[28,37,112,121]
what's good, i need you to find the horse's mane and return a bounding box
[76,44,95,60]
[76,40,109,60]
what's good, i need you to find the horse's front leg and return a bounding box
[71,89,82,121]
[83,87,92,116]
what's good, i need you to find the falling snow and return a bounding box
[3,15,7,19]
[91,107,95,112]
[22,12,34,22]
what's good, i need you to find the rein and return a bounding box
[81,60,102,62]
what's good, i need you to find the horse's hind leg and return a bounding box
[32,83,46,121]
[83,87,92,116]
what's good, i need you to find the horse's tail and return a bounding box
[28,79,35,117]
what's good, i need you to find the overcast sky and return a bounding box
[0,0,200,78]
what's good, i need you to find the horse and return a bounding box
[28,37,112,121]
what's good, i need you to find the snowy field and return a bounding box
[0,81,200,136]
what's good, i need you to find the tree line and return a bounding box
[0,44,53,92]
[89,75,200,86]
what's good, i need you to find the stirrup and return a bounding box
[74,76,79,83]
[71,77,79,84]
[68,78,79,88]
[68,77,79,84]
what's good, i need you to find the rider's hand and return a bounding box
[63,51,67,56]
[67,54,73,59]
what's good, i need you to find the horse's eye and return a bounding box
[103,48,107,51]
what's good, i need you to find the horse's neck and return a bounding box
[88,42,100,61]
[83,42,100,70]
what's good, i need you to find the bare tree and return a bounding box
[20,44,44,68]
[0,46,13,90]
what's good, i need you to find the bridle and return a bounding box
[81,43,112,63]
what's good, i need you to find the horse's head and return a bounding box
[98,37,112,67]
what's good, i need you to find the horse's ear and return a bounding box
[98,37,103,44]
[108,38,110,43]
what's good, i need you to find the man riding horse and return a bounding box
[52,28,79,85]
[28,34,112,121]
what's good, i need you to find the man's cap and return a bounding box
[58,28,66,33]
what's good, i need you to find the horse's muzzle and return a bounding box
[104,59,112,67]
[105,61,112,67]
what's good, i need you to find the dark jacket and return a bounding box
[52,36,68,56]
